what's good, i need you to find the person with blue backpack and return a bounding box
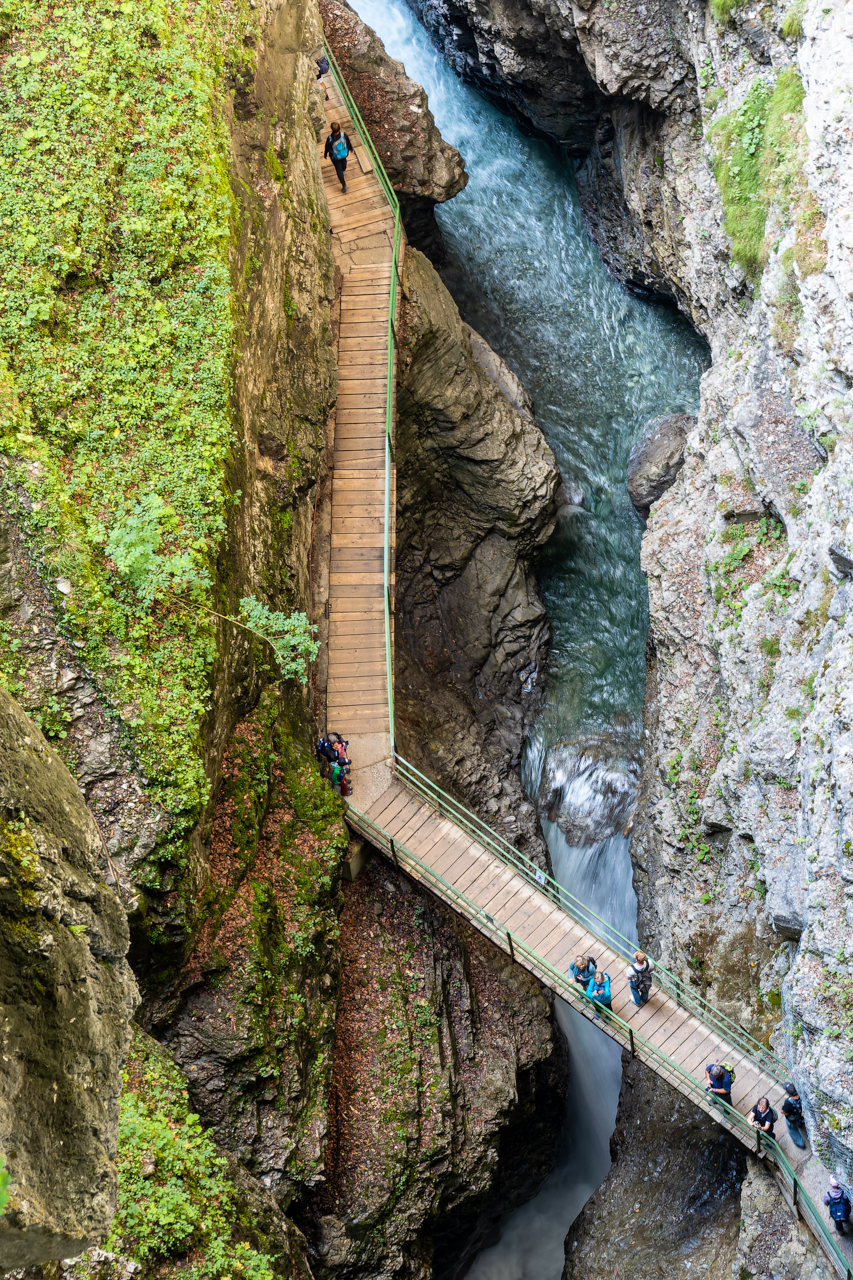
[824,1176,852,1234]
[324,121,353,192]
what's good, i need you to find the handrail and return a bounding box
[393,753,787,1082]
[319,47,848,1280]
[345,801,853,1280]
[323,43,400,750]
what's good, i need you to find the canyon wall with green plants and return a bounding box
[0,0,568,1273]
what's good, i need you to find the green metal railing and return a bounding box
[321,49,851,1280]
[323,44,400,749]
[345,804,853,1280]
[393,755,787,1082]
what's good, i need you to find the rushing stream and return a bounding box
[348,2,710,1273]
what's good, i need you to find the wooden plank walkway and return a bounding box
[319,75,397,811]
[360,779,782,1123]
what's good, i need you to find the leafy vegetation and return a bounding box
[710,70,822,282]
[109,1031,277,1279]
[0,0,266,849]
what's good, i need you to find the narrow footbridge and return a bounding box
[318,49,852,1279]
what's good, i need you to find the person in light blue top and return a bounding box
[570,954,596,988]
[586,970,612,1018]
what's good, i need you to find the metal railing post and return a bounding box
[390,837,399,869]
[507,931,515,963]
[629,1028,635,1058]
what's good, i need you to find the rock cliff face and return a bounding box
[394,249,560,865]
[403,0,853,1260]
[0,692,138,1270]
[299,854,567,1280]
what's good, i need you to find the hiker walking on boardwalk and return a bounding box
[316,52,330,99]
[586,969,612,1019]
[782,1082,808,1149]
[824,1177,852,1234]
[626,950,653,1007]
[750,1096,777,1139]
[570,954,595,988]
[704,1062,733,1106]
[325,121,353,193]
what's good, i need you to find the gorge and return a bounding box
[1,0,853,1276]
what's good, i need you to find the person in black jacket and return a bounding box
[782,1082,808,1149]
[324,121,353,192]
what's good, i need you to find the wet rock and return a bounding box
[0,690,138,1271]
[734,1158,835,1280]
[563,1053,745,1279]
[626,413,693,516]
[392,248,557,869]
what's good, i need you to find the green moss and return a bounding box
[0,0,256,845]
[108,1030,277,1279]
[711,70,812,281]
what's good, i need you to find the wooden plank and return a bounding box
[338,337,390,352]
[369,787,412,829]
[338,219,395,245]
[330,533,384,549]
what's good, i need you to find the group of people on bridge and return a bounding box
[570,947,852,1238]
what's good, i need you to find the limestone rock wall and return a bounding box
[0,692,138,1271]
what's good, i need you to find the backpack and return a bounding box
[720,1061,736,1085]
[829,1192,851,1221]
[317,738,337,763]
[629,964,652,992]
[785,1096,803,1121]
[332,132,348,160]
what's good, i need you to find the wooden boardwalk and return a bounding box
[319,76,397,810]
[315,62,829,1206]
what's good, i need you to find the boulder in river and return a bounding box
[626,414,695,516]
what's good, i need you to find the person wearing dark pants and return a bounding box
[782,1082,808,1149]
[324,121,353,192]
[824,1177,852,1234]
[705,1062,733,1108]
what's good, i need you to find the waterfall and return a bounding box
[347,0,709,1272]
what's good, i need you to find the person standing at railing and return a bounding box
[782,1082,808,1149]
[824,1177,852,1234]
[749,1097,778,1140]
[316,53,330,100]
[586,970,612,1019]
[324,121,353,193]
[626,950,654,1007]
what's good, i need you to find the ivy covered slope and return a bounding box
[0,0,336,916]
[104,1028,315,1279]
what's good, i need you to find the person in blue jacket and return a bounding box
[586,970,612,1018]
